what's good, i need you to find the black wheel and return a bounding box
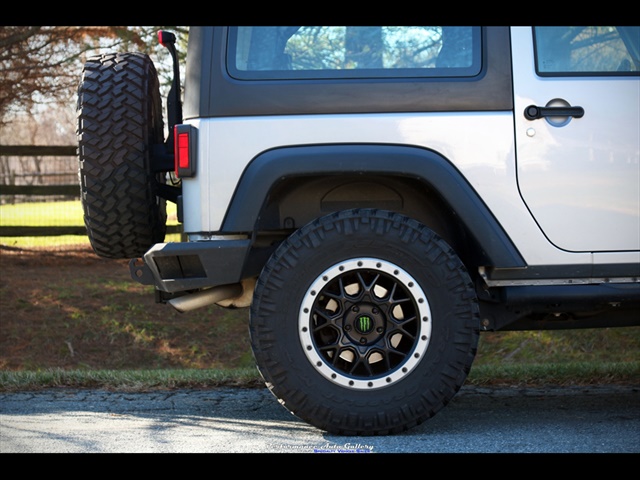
[250,209,480,435]
[77,52,166,259]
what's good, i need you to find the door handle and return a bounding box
[524,105,584,120]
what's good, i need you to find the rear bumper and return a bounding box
[129,240,251,293]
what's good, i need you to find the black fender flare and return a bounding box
[222,144,525,268]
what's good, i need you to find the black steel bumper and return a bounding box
[129,239,251,293]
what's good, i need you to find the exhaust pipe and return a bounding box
[168,283,243,313]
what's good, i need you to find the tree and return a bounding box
[0,26,188,127]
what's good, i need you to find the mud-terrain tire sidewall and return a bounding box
[250,209,480,435]
[77,52,166,259]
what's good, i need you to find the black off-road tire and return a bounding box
[77,52,166,259]
[250,209,480,436]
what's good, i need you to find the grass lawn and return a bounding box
[0,200,180,248]
[1,198,638,390]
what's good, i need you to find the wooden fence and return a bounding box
[0,145,180,237]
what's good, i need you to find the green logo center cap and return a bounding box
[357,315,373,333]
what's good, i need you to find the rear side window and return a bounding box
[227,26,482,80]
[534,26,640,76]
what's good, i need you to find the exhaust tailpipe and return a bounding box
[168,283,243,313]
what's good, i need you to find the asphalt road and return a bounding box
[1,384,638,454]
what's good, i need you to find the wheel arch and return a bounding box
[222,144,525,268]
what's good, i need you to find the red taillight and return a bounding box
[173,124,197,177]
[176,131,189,172]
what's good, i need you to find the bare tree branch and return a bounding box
[0,26,188,126]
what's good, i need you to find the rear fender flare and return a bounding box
[222,144,525,268]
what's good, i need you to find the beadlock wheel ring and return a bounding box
[298,257,432,390]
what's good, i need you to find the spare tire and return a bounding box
[77,52,167,259]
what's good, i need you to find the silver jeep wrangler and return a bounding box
[77,26,640,435]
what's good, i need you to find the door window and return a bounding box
[534,26,639,76]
